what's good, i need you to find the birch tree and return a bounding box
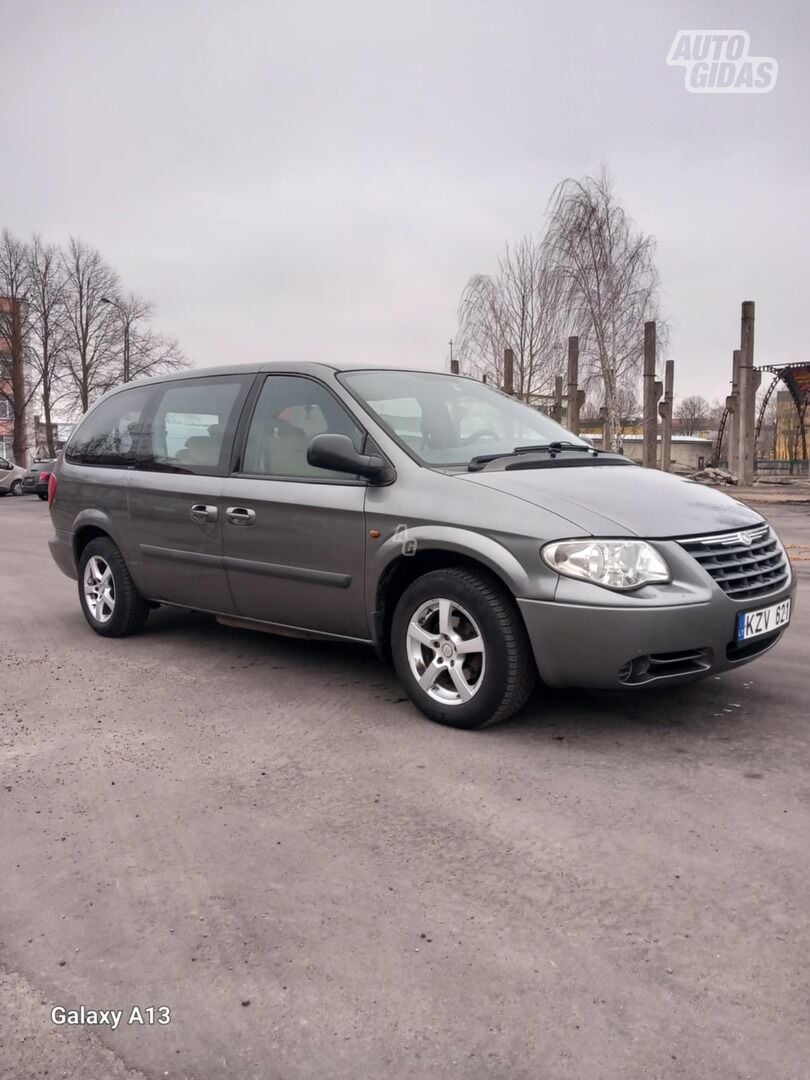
[543,167,664,450]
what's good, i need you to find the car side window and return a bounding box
[242,375,365,480]
[64,386,152,467]
[149,376,249,475]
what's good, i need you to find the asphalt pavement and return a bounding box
[1,495,808,1080]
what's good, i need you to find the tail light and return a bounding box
[39,471,49,482]
[47,472,58,506]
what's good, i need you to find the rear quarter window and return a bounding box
[65,386,152,467]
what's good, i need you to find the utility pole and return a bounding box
[642,321,659,469]
[449,339,459,375]
[566,336,581,434]
[659,359,674,471]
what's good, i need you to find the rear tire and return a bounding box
[78,537,150,637]
[37,492,48,501]
[391,567,536,729]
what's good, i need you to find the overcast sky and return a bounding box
[3,0,807,404]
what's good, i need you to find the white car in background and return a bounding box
[0,455,25,496]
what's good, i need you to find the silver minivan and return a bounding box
[48,363,795,728]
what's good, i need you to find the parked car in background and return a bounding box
[47,363,795,729]
[0,456,25,496]
[22,459,57,500]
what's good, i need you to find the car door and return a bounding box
[127,373,253,613]
[222,373,370,640]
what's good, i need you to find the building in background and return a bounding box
[774,390,810,465]
[0,296,29,464]
[584,433,713,471]
[0,303,14,460]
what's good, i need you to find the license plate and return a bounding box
[736,598,791,642]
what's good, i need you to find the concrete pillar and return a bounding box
[659,359,674,471]
[503,348,514,395]
[552,375,563,423]
[566,336,580,434]
[642,321,659,469]
[727,350,741,475]
[737,302,756,485]
[450,358,459,375]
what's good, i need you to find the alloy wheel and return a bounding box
[405,597,486,705]
[83,555,115,624]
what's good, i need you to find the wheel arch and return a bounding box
[370,528,530,662]
[72,510,119,564]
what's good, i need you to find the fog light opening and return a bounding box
[618,655,651,684]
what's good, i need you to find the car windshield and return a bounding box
[340,369,590,467]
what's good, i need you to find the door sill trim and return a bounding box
[215,613,372,645]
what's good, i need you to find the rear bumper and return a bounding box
[518,582,796,689]
[49,530,77,581]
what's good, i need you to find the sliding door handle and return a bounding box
[225,506,256,526]
[190,504,218,523]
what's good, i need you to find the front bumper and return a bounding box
[518,580,796,689]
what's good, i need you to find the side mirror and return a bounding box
[307,433,394,484]
[0,460,12,471]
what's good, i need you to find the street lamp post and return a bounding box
[100,296,131,383]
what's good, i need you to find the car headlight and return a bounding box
[541,539,671,591]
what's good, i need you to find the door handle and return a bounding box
[225,506,256,526]
[190,504,218,523]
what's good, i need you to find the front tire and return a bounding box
[10,479,22,496]
[78,538,150,637]
[37,492,48,500]
[391,568,536,729]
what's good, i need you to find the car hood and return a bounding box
[459,464,763,538]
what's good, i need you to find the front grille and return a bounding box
[679,525,789,601]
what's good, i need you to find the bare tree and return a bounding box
[456,235,567,400]
[0,230,40,463]
[101,292,186,388]
[27,236,69,456]
[675,394,710,436]
[615,382,642,428]
[543,167,664,450]
[60,238,121,413]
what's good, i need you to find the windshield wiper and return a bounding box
[467,441,598,471]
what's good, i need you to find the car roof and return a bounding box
[121,361,464,391]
